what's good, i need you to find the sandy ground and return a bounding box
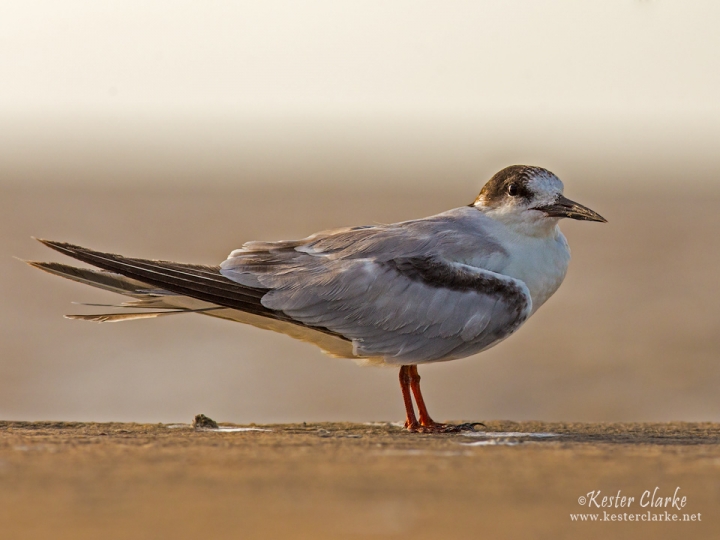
[1,420,718,540]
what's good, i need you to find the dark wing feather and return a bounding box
[36,239,347,339]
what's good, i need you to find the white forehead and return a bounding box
[527,171,564,197]
[527,171,563,194]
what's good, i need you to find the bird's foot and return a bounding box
[404,419,421,432]
[406,421,485,433]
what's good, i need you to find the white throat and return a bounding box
[476,203,561,239]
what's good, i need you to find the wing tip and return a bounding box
[32,237,53,247]
[34,238,83,253]
[20,239,85,270]
[24,259,76,274]
[14,255,53,268]
[23,259,54,272]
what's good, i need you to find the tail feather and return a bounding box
[66,307,223,323]
[36,239,281,320]
[66,311,187,323]
[73,299,185,309]
[26,239,355,356]
[27,261,153,297]
[31,239,347,340]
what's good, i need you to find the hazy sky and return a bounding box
[2,0,718,116]
[1,1,718,186]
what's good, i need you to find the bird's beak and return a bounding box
[536,195,607,223]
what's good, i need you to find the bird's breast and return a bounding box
[490,229,570,314]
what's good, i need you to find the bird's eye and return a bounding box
[507,183,519,196]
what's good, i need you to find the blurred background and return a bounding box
[1,0,719,424]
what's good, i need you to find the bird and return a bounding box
[27,165,606,433]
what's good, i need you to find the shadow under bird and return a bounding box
[28,165,606,432]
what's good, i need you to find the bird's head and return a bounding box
[472,165,606,236]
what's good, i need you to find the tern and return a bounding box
[28,165,606,432]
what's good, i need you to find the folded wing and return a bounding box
[222,246,532,364]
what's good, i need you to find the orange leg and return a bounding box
[399,365,484,433]
[399,366,420,431]
[407,365,437,428]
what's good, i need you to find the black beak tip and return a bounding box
[575,212,607,224]
[559,195,606,223]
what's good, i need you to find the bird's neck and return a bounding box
[479,206,561,239]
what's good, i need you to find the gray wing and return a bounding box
[221,211,532,364]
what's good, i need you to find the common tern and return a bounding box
[28,165,606,432]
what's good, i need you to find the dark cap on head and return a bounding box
[474,165,555,207]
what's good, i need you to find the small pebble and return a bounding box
[193,414,219,430]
